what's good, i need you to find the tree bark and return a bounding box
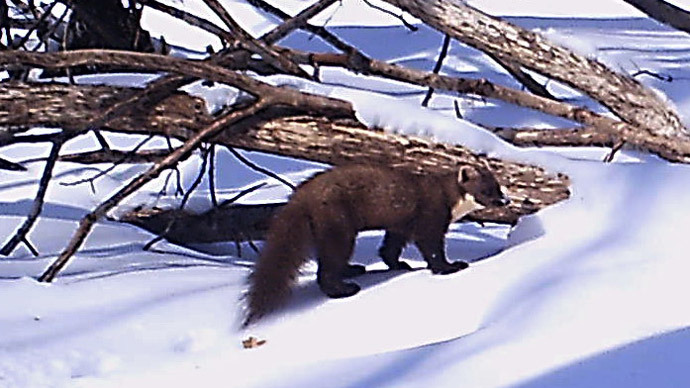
[0,83,570,224]
[381,0,688,138]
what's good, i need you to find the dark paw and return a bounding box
[321,281,361,299]
[387,261,413,271]
[342,264,366,278]
[429,260,469,275]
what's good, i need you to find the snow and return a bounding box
[3,1,690,387]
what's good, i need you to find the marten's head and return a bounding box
[457,165,510,209]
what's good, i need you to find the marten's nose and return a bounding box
[493,195,510,207]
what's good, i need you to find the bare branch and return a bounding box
[0,156,27,171]
[422,33,451,107]
[259,0,338,44]
[38,99,269,282]
[58,148,177,164]
[622,0,690,35]
[484,51,557,100]
[245,0,360,52]
[226,146,296,190]
[208,144,218,207]
[0,82,570,224]
[488,126,615,148]
[361,0,418,31]
[0,136,64,256]
[0,49,354,115]
[138,0,230,39]
[282,49,690,163]
[381,0,687,137]
[200,0,312,79]
[59,135,155,188]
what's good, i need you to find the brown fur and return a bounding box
[243,164,508,326]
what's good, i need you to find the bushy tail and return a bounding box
[243,201,312,327]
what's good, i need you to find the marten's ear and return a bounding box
[457,165,476,184]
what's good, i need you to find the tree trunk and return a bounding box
[0,83,570,224]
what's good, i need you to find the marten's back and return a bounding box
[289,165,441,230]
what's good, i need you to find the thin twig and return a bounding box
[21,236,39,257]
[361,0,417,31]
[92,129,111,151]
[0,156,26,171]
[208,144,218,207]
[259,0,338,44]
[631,69,673,82]
[484,51,557,100]
[144,146,211,250]
[138,0,231,39]
[246,0,359,51]
[219,181,267,207]
[60,135,154,188]
[10,0,56,49]
[604,140,625,163]
[422,33,450,107]
[0,136,64,256]
[226,146,295,190]
[201,0,312,79]
[453,99,462,119]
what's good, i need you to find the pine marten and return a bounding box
[243,164,509,326]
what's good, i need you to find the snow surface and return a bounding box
[3,1,690,387]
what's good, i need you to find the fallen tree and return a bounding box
[4,0,684,281]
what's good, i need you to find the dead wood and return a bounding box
[0,156,26,171]
[199,0,312,80]
[381,0,688,138]
[119,203,282,245]
[0,136,64,256]
[281,49,690,163]
[0,82,570,226]
[38,99,268,282]
[489,127,615,148]
[421,34,451,107]
[57,148,178,164]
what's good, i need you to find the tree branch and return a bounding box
[38,99,268,282]
[0,82,571,225]
[200,0,312,79]
[421,33,450,107]
[0,136,64,256]
[381,0,687,138]
[0,49,355,116]
[282,49,690,163]
[622,0,690,35]
[488,126,615,148]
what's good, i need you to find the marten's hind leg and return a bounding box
[314,224,361,298]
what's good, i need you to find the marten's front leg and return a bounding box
[414,233,468,275]
[378,231,413,270]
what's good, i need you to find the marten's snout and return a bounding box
[492,195,510,207]
[491,191,510,207]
